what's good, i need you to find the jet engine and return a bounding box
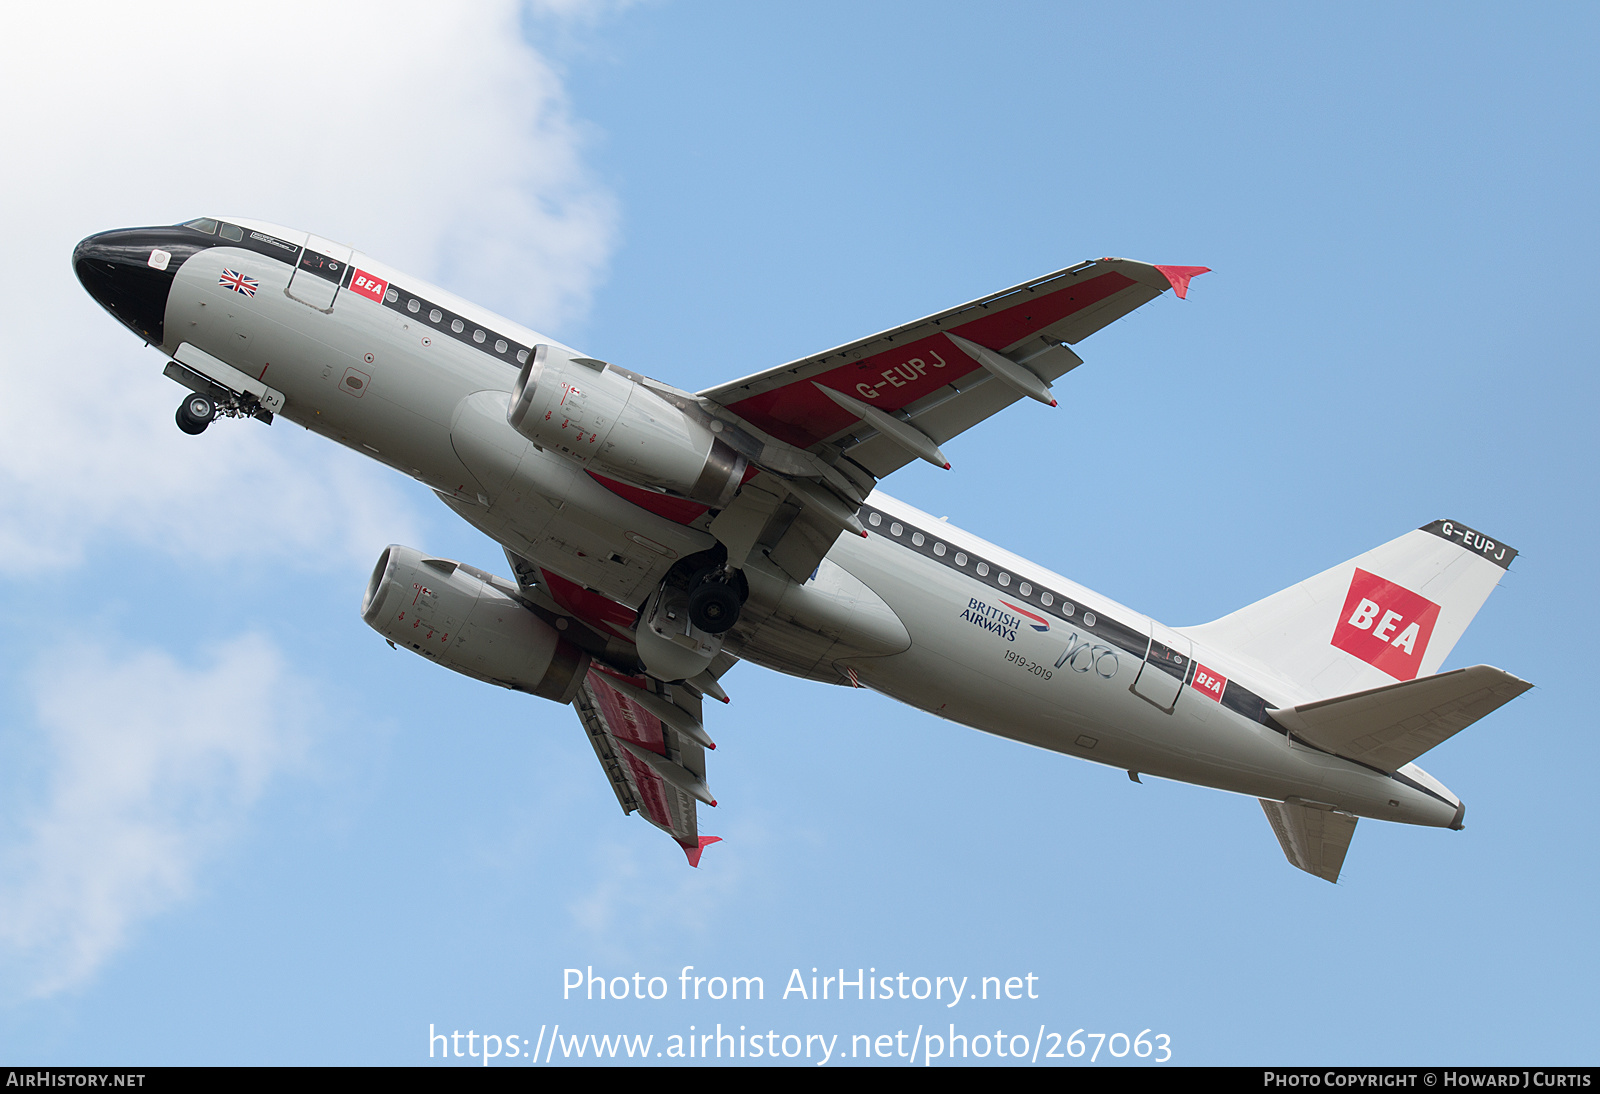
[362,545,590,703]
[506,345,747,507]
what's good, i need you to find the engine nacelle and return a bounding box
[507,344,746,507]
[362,545,590,703]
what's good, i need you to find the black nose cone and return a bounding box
[73,226,208,347]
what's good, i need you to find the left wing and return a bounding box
[701,258,1204,476]
[697,258,1205,580]
[572,665,724,866]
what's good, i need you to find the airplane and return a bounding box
[72,216,1530,882]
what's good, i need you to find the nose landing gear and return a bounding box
[168,368,275,435]
[175,393,217,435]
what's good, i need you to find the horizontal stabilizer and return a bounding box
[1270,665,1531,773]
[1260,799,1358,883]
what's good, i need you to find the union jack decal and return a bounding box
[219,268,258,297]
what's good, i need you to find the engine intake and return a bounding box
[507,344,746,507]
[362,545,590,703]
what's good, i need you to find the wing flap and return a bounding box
[1270,665,1531,772]
[1260,799,1358,883]
[573,666,719,861]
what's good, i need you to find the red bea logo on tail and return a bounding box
[1330,568,1440,681]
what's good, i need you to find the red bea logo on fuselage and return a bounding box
[349,269,388,303]
[1330,568,1440,681]
[1190,663,1226,702]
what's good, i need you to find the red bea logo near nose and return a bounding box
[1330,568,1440,681]
[349,269,388,303]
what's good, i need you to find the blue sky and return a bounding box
[1,1,1595,1065]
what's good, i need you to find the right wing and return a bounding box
[500,546,732,866]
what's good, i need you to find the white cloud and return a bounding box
[0,0,618,574]
[0,2,622,997]
[0,635,306,998]
[565,828,762,962]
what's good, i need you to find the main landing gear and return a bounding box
[635,552,748,680]
[175,393,217,435]
[687,567,742,634]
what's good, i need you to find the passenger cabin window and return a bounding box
[219,224,244,242]
[183,218,218,235]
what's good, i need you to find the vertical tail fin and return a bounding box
[1186,520,1516,702]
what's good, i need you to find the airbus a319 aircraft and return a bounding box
[73,217,1529,881]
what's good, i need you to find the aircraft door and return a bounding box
[286,234,353,311]
[1130,620,1192,713]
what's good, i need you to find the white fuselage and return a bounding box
[156,220,1461,831]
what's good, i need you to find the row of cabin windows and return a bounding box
[863,510,1088,621]
[397,295,526,362]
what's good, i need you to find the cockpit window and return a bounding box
[219,223,244,242]
[183,217,218,235]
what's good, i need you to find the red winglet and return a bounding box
[1152,265,1211,300]
[681,835,723,868]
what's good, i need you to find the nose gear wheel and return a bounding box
[175,393,216,435]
